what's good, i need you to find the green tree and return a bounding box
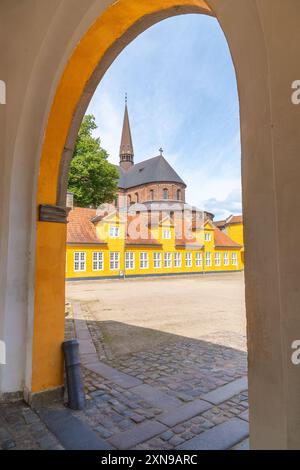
[68,114,119,208]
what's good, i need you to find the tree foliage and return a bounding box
[68,115,119,208]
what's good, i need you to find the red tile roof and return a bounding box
[214,227,241,248]
[214,220,226,228]
[126,214,161,246]
[67,207,106,244]
[226,215,243,225]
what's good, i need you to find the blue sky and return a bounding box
[87,14,241,220]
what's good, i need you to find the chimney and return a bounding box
[66,192,74,210]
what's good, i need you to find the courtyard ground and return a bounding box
[0,273,249,450]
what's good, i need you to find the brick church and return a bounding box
[115,98,187,209]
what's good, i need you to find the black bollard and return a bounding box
[62,340,86,410]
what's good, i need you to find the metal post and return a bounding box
[62,340,86,410]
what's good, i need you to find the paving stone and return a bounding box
[109,421,167,450]
[231,438,250,450]
[131,384,181,411]
[94,425,114,439]
[86,362,142,389]
[239,410,249,421]
[79,339,96,355]
[157,399,212,427]
[1,439,16,450]
[161,430,174,441]
[201,377,248,405]
[177,418,249,450]
[38,408,113,450]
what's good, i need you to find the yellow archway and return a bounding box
[32,0,213,394]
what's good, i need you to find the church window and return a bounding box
[150,190,154,200]
[176,189,181,201]
[163,188,169,200]
[135,192,139,203]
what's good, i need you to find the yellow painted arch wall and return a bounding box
[33,0,213,393]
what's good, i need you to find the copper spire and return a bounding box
[119,94,134,170]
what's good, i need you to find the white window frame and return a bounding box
[164,252,172,268]
[214,252,221,267]
[162,229,171,240]
[140,252,149,269]
[185,252,192,268]
[110,252,120,271]
[205,252,212,267]
[174,252,182,268]
[125,252,135,270]
[204,232,211,242]
[224,252,229,266]
[153,252,162,269]
[74,252,86,272]
[232,252,238,266]
[196,252,203,267]
[109,226,119,238]
[92,252,104,271]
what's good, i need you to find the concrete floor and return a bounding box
[66,272,247,355]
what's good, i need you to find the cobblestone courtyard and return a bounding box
[0,273,249,450]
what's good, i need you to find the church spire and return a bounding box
[119,94,134,170]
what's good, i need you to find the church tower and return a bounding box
[119,95,134,171]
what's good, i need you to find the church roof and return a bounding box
[117,155,186,189]
[119,103,134,157]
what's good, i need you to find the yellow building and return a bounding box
[66,207,244,280]
[66,102,244,280]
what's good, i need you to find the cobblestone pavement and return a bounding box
[0,402,63,450]
[0,277,249,450]
[65,300,249,450]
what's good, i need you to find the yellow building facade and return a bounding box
[66,208,244,280]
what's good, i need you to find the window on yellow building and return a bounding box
[140,252,148,269]
[174,252,181,268]
[163,229,171,239]
[224,252,229,266]
[93,252,104,271]
[125,252,135,270]
[196,252,202,267]
[153,252,162,269]
[232,252,238,266]
[110,252,120,270]
[204,232,211,242]
[205,252,212,267]
[185,252,192,267]
[215,252,221,266]
[164,252,172,268]
[74,252,86,272]
[109,226,119,238]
